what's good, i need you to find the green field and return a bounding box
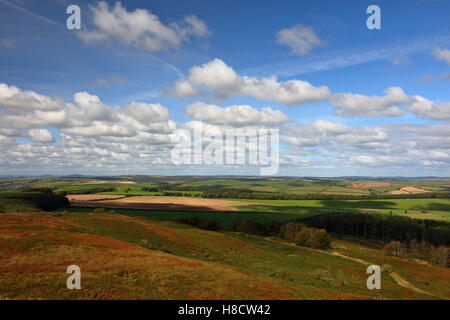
[3,176,450,223]
[234,198,450,221]
[4,176,450,197]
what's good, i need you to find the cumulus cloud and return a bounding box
[352,155,377,165]
[170,59,331,104]
[331,87,411,117]
[124,102,169,123]
[276,25,324,56]
[77,1,209,51]
[282,120,387,148]
[168,59,420,118]
[28,129,54,143]
[170,79,202,97]
[0,83,62,111]
[185,102,290,127]
[0,82,176,140]
[2,80,450,175]
[432,47,450,65]
[0,135,16,146]
[279,120,450,174]
[408,95,450,120]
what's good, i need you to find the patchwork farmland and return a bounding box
[0,176,449,300]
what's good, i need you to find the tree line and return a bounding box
[202,189,450,201]
[297,212,449,267]
[299,212,450,246]
[0,191,69,212]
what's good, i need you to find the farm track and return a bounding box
[261,236,439,298]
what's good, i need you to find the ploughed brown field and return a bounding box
[68,195,257,211]
[389,187,432,195]
[77,180,137,185]
[349,182,391,188]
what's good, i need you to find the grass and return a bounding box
[1,211,447,299]
[234,198,450,222]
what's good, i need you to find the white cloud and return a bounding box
[432,47,450,65]
[185,102,290,127]
[408,95,450,120]
[0,135,16,146]
[352,155,377,165]
[77,1,209,51]
[276,25,324,56]
[0,83,62,111]
[240,76,331,105]
[63,122,135,137]
[28,129,54,143]
[2,80,450,175]
[282,120,387,148]
[34,110,67,126]
[170,79,202,97]
[169,60,418,118]
[171,59,331,104]
[331,87,410,117]
[124,102,169,123]
[72,92,113,121]
[0,82,177,143]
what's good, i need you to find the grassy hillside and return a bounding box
[0,211,448,299]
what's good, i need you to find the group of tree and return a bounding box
[279,222,331,249]
[384,240,448,268]
[232,219,331,249]
[299,212,450,246]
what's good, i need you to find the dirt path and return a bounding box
[262,236,435,297]
[389,272,430,295]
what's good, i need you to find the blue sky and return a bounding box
[1,0,450,176]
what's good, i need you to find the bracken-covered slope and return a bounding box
[0,212,448,299]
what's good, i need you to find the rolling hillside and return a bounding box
[1,210,448,300]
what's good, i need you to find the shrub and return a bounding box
[279,222,305,241]
[294,227,331,249]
